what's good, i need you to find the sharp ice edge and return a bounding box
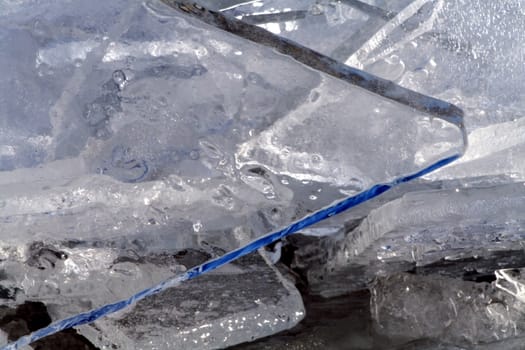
[345,0,440,68]
[371,273,525,345]
[427,118,525,181]
[0,154,461,350]
[345,182,525,263]
[163,0,468,128]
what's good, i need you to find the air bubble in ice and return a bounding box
[191,64,207,76]
[145,64,208,80]
[189,150,200,160]
[246,72,264,85]
[112,70,127,90]
[212,185,235,210]
[105,145,150,182]
[310,154,322,166]
[310,90,320,103]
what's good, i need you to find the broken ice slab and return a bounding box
[227,0,525,183]
[345,0,525,121]
[220,0,373,56]
[76,251,304,349]
[218,0,409,60]
[371,272,525,346]
[0,241,304,349]
[292,182,525,297]
[224,0,453,80]
[343,182,525,265]
[0,0,464,247]
[338,0,525,183]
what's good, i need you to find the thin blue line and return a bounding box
[1,153,460,350]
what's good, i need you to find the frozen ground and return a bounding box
[0,0,524,349]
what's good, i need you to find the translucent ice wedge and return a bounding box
[296,181,525,298]
[338,0,525,182]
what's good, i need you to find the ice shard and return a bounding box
[228,0,525,184]
[297,182,525,297]
[371,273,525,346]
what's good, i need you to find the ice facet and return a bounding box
[342,0,525,182]
[0,241,304,349]
[75,251,305,350]
[229,0,525,184]
[296,182,525,297]
[346,182,525,265]
[371,273,525,346]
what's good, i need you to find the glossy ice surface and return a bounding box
[0,0,523,349]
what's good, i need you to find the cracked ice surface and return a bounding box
[230,0,525,183]
[0,0,462,245]
[0,0,466,348]
[226,0,525,309]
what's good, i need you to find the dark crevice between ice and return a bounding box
[409,250,525,284]
[0,302,96,350]
[230,290,379,349]
[229,237,525,349]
